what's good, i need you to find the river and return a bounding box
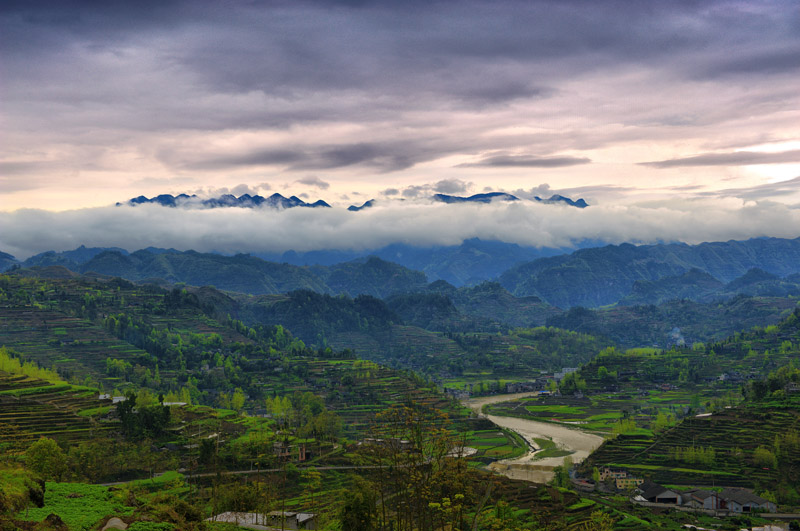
[463,393,604,484]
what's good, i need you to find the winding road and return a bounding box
[463,392,604,484]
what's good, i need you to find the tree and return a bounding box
[359,403,470,530]
[754,446,777,468]
[302,467,322,515]
[231,388,246,412]
[26,437,67,481]
[339,476,377,531]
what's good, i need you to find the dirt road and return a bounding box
[463,393,604,483]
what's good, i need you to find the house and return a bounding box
[682,489,720,510]
[785,382,800,394]
[598,467,628,481]
[615,476,644,490]
[267,511,317,530]
[637,481,681,504]
[273,441,310,462]
[553,367,578,382]
[718,488,776,513]
[359,437,415,452]
[208,511,317,530]
[443,387,470,399]
[505,381,541,393]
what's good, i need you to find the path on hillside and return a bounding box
[463,393,604,484]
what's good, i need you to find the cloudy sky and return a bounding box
[1,0,800,257]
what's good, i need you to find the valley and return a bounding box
[464,393,604,483]
[2,236,800,530]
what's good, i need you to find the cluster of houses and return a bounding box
[592,468,776,514]
[597,467,645,490]
[635,480,777,514]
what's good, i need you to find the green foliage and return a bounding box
[0,346,62,382]
[25,437,67,481]
[611,419,637,436]
[22,482,134,531]
[0,466,42,514]
[667,446,716,466]
[116,393,171,439]
[753,446,777,468]
[127,523,176,531]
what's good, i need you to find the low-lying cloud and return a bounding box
[2,199,800,261]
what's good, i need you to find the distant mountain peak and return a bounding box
[348,199,376,211]
[533,195,589,208]
[433,192,588,207]
[432,192,519,204]
[118,193,331,209]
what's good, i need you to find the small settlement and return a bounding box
[588,469,777,515]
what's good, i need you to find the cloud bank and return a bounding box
[2,200,799,261]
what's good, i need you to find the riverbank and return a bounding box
[463,393,604,483]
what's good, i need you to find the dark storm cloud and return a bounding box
[2,0,800,204]
[183,140,463,173]
[458,155,591,168]
[641,150,800,168]
[710,48,800,77]
[6,0,795,112]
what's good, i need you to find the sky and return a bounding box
[2,0,800,258]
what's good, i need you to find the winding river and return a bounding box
[463,393,604,484]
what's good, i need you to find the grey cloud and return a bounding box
[458,155,591,168]
[295,176,330,190]
[642,150,800,168]
[230,184,259,196]
[0,161,54,175]
[183,141,437,173]
[2,0,800,205]
[704,176,800,200]
[382,188,399,196]
[401,185,428,198]
[669,184,706,191]
[710,48,800,77]
[434,179,471,194]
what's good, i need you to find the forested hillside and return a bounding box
[583,310,800,504]
[500,237,800,307]
[0,271,622,531]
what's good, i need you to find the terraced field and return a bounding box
[585,398,800,489]
[0,307,148,385]
[0,371,114,447]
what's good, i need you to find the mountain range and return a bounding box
[120,193,331,209]
[118,191,589,211]
[499,237,800,308]
[5,237,800,315]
